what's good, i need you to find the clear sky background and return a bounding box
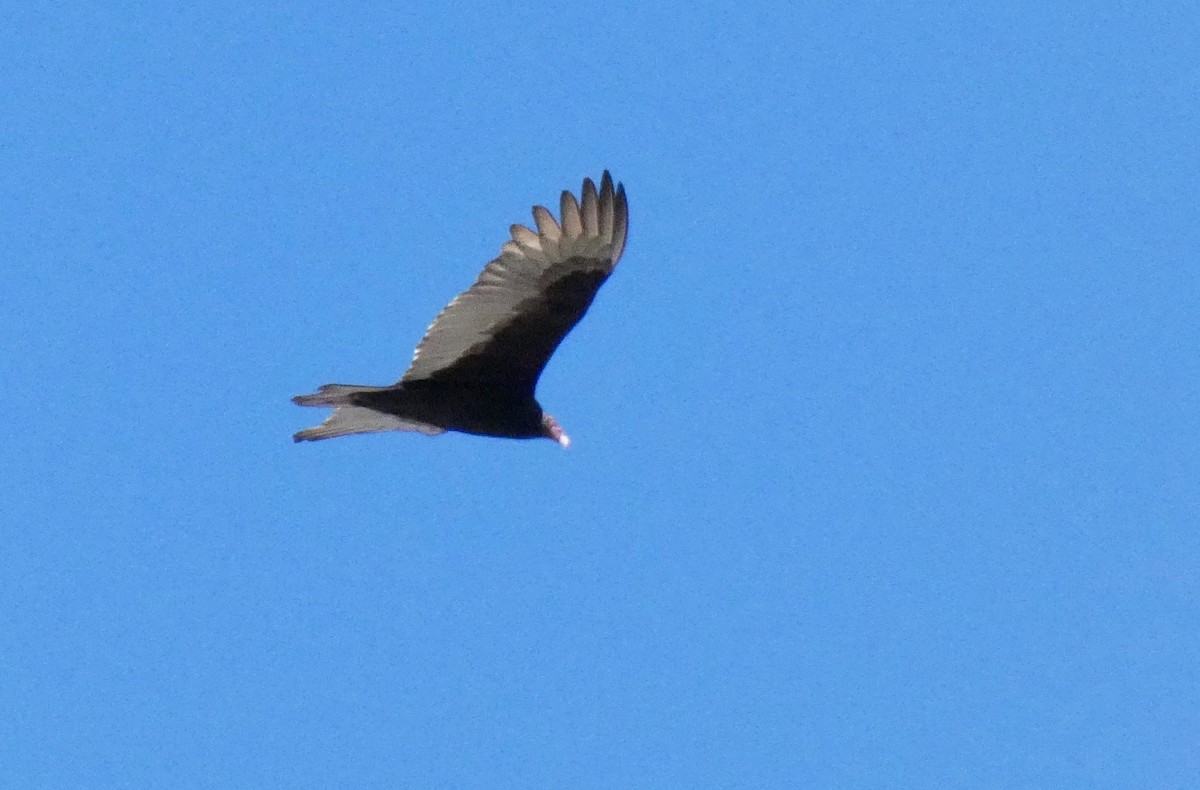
[3,2,1198,788]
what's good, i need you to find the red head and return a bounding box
[541,414,571,448]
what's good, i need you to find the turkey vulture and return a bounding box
[292,171,628,447]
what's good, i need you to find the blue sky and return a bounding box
[3,2,1198,787]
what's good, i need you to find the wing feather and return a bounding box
[611,179,629,262]
[510,223,541,253]
[560,191,583,237]
[532,205,561,239]
[581,177,599,236]
[598,172,615,242]
[400,172,629,394]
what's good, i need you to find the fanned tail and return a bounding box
[291,384,444,442]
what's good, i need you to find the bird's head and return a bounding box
[541,413,571,448]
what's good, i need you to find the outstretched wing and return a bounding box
[399,172,629,395]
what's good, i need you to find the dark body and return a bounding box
[354,383,547,439]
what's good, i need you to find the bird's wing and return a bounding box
[399,172,628,394]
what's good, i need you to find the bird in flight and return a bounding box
[293,172,629,448]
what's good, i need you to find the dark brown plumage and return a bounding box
[293,172,628,447]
